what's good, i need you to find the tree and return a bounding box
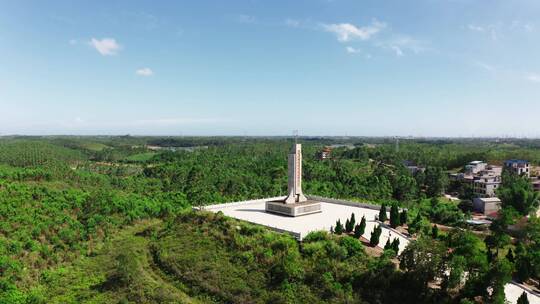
[354,224,363,239]
[400,210,408,225]
[391,238,400,253]
[370,225,382,246]
[384,239,391,250]
[506,248,515,263]
[517,291,529,304]
[334,219,344,235]
[515,243,531,282]
[485,208,517,255]
[350,213,356,229]
[424,166,448,197]
[408,213,424,235]
[345,213,356,233]
[498,171,540,216]
[484,259,513,304]
[390,203,400,228]
[379,203,388,222]
[399,237,447,291]
[432,225,439,239]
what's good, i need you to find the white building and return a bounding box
[466,161,488,175]
[504,159,530,177]
[473,173,502,198]
[473,197,502,216]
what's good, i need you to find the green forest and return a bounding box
[0,136,539,304]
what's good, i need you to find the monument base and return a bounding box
[265,200,322,217]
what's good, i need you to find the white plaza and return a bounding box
[204,196,409,253]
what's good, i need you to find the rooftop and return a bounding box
[505,159,529,164]
[475,197,502,203]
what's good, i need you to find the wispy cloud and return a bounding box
[526,73,540,83]
[466,21,534,41]
[69,39,78,45]
[474,61,496,73]
[377,36,428,57]
[237,14,256,24]
[467,24,485,32]
[136,67,153,76]
[390,46,403,57]
[89,38,121,56]
[285,18,300,28]
[511,20,535,32]
[467,23,498,41]
[345,46,361,54]
[322,20,386,42]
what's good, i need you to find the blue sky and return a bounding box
[1,0,540,137]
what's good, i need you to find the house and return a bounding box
[465,161,488,175]
[403,160,425,175]
[504,159,530,177]
[317,147,332,160]
[473,175,502,198]
[473,197,502,215]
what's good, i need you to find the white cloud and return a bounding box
[377,36,427,57]
[467,23,504,41]
[511,20,535,32]
[474,61,496,73]
[345,46,361,54]
[390,46,403,57]
[285,18,300,27]
[237,14,256,24]
[136,67,154,76]
[89,38,121,56]
[467,24,485,32]
[527,73,540,83]
[69,39,78,45]
[322,20,386,42]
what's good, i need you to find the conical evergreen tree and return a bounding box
[370,225,382,246]
[335,219,344,235]
[517,291,529,304]
[350,213,356,228]
[391,238,400,253]
[432,225,439,239]
[345,218,351,233]
[390,202,400,228]
[359,215,366,235]
[400,210,408,225]
[384,239,391,250]
[354,224,362,238]
[378,203,388,222]
[506,248,515,263]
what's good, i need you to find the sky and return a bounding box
[1,0,540,137]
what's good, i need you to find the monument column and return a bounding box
[284,144,307,204]
[265,143,320,216]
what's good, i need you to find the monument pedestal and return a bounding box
[265,200,322,217]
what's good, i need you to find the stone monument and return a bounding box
[265,144,322,216]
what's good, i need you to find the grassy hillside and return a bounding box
[29,220,198,304]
